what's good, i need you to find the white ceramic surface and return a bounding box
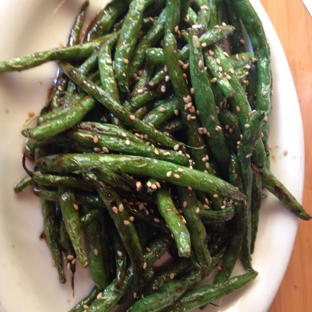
[0,1,304,311]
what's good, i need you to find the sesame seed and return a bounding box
[284,150,288,156]
[215,125,222,132]
[133,292,138,299]
[165,75,170,82]
[223,51,230,58]
[239,39,245,44]
[216,58,221,65]
[97,292,103,299]
[262,91,267,97]
[236,106,241,112]
[198,59,204,68]
[213,194,219,198]
[136,181,142,191]
[129,216,135,222]
[166,171,172,177]
[246,153,253,158]
[208,50,214,56]
[72,258,77,264]
[51,259,56,266]
[122,73,126,77]
[143,262,147,269]
[264,115,268,122]
[244,124,250,128]
[211,77,217,83]
[94,248,99,256]
[183,201,187,208]
[83,305,89,309]
[125,139,130,146]
[201,42,207,47]
[174,144,180,151]
[183,63,189,70]
[117,250,123,257]
[137,88,144,94]
[192,35,200,48]
[195,207,200,214]
[123,220,130,226]
[169,273,175,279]
[201,4,209,10]
[112,206,118,214]
[106,59,112,65]
[203,204,209,210]
[146,247,152,252]
[161,85,166,93]
[67,255,74,261]
[177,168,184,173]
[129,114,135,120]
[154,218,160,223]
[73,204,79,211]
[154,148,160,155]
[123,58,129,64]
[67,263,71,270]
[174,174,180,179]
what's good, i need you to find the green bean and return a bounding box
[224,0,246,54]
[84,0,132,42]
[176,187,211,268]
[261,167,311,221]
[83,205,110,289]
[110,223,128,290]
[163,32,210,173]
[155,184,191,258]
[22,96,96,140]
[129,258,219,312]
[58,188,88,268]
[165,0,181,34]
[114,0,154,93]
[250,166,262,254]
[189,29,230,169]
[14,175,34,192]
[68,0,89,46]
[162,270,258,311]
[41,199,66,284]
[51,129,188,165]
[237,110,264,269]
[199,205,236,224]
[142,96,180,127]
[158,117,184,133]
[213,154,244,283]
[69,286,101,312]
[87,234,172,311]
[230,0,272,144]
[129,9,167,79]
[84,172,144,294]
[37,154,246,201]
[0,34,116,72]
[60,62,181,148]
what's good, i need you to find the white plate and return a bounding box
[0,1,304,311]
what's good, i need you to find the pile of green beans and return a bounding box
[5,0,310,311]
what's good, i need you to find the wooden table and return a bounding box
[259,1,312,311]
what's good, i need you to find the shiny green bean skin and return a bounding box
[22,96,96,140]
[41,199,66,284]
[156,184,191,258]
[114,0,154,93]
[189,30,230,169]
[84,0,132,42]
[83,205,110,289]
[261,167,311,221]
[58,188,88,268]
[0,34,115,72]
[177,187,211,268]
[162,271,258,311]
[37,154,246,201]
